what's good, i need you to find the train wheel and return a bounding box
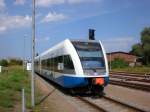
[69,89,76,96]
[92,85,104,97]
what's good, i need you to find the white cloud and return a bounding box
[36,0,65,7]
[0,0,5,11]
[0,15,31,33]
[36,0,100,7]
[67,0,99,4]
[42,12,67,23]
[14,0,25,5]
[36,36,50,42]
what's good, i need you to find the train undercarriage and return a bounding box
[69,78,105,96]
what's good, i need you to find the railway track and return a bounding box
[109,79,150,92]
[109,71,150,91]
[76,95,148,112]
[110,71,150,78]
[37,74,149,112]
[76,96,106,112]
[110,74,150,83]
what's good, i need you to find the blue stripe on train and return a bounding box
[55,76,88,88]
[39,70,110,88]
[55,75,109,88]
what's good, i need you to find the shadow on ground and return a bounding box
[36,73,104,100]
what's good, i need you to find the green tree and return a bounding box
[130,43,143,56]
[0,59,8,67]
[141,27,150,64]
[131,27,150,65]
[141,27,150,44]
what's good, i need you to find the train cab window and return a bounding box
[72,41,106,71]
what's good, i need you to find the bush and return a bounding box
[9,59,22,66]
[0,60,8,67]
[110,58,128,69]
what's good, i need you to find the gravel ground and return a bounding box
[35,75,150,112]
[35,75,103,112]
[34,75,80,112]
[105,84,150,111]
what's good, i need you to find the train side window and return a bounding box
[41,60,46,69]
[34,61,38,70]
[47,59,50,69]
[57,56,63,71]
[63,55,75,74]
[58,63,64,70]
[41,55,75,74]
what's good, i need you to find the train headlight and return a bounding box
[95,78,104,85]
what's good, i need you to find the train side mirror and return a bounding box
[58,63,64,70]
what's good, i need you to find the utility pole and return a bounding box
[31,0,35,107]
[23,35,25,72]
[23,35,27,72]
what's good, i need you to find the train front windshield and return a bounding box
[72,41,105,71]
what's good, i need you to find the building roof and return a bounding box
[107,51,137,56]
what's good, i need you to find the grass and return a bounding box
[0,66,45,112]
[111,66,150,74]
[0,66,31,111]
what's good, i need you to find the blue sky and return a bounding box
[0,0,150,59]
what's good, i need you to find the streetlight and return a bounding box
[31,0,35,107]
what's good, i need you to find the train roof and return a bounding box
[35,39,101,60]
[36,39,69,59]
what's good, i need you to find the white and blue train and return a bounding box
[35,39,109,93]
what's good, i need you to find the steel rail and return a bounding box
[103,95,148,112]
[110,75,150,83]
[77,95,148,112]
[77,96,107,112]
[110,80,150,92]
[110,72,150,77]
